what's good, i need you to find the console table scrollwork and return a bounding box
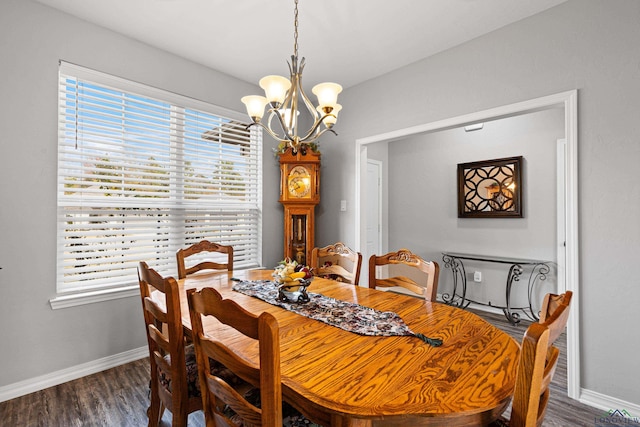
[441,252,552,325]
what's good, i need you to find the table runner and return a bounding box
[233,280,442,347]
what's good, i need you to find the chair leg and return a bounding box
[147,391,163,427]
[171,407,188,427]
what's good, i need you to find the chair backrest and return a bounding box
[138,261,201,426]
[176,240,233,279]
[509,291,573,427]
[368,249,440,301]
[187,287,282,427]
[311,242,363,285]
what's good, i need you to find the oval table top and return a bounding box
[176,269,520,427]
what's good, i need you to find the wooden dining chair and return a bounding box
[369,249,440,301]
[493,291,573,427]
[137,261,202,427]
[187,286,283,426]
[176,239,233,279]
[311,241,362,285]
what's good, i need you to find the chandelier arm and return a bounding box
[267,107,298,142]
[299,121,337,144]
[292,58,318,122]
[298,127,336,146]
[298,84,321,122]
[249,120,288,144]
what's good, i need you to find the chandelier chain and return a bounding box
[293,0,299,58]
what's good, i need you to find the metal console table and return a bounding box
[441,252,552,325]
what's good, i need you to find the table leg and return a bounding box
[503,263,523,325]
[527,262,551,321]
[442,255,469,308]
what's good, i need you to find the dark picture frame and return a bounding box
[457,156,523,218]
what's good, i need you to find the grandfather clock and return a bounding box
[279,147,320,265]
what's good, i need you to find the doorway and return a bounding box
[354,90,579,399]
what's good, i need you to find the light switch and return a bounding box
[340,200,347,212]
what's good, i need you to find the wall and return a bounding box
[319,0,640,408]
[0,0,282,389]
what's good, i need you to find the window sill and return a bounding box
[50,285,139,310]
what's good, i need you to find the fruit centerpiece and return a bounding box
[273,259,313,303]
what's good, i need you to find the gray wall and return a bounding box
[319,0,640,406]
[369,108,564,310]
[0,0,283,387]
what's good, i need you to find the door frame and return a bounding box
[354,90,580,399]
[363,158,383,284]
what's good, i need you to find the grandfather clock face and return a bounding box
[287,165,312,199]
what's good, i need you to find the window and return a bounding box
[53,62,262,307]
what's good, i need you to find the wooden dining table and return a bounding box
[174,269,520,427]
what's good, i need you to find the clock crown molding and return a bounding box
[278,146,321,164]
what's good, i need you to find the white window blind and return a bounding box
[56,62,262,296]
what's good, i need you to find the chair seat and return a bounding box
[223,386,322,426]
[158,346,320,424]
[159,344,247,398]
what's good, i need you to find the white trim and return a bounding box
[356,91,571,145]
[366,158,383,256]
[556,139,567,294]
[564,90,581,400]
[579,388,640,415]
[0,347,148,403]
[49,285,140,309]
[355,90,581,399]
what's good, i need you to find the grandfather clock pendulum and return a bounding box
[279,147,320,265]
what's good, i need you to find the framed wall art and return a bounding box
[457,156,523,218]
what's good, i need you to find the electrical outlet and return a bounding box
[473,271,482,282]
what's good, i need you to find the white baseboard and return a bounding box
[0,346,148,403]
[579,388,640,416]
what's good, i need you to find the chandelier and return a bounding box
[241,0,342,154]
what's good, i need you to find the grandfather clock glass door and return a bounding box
[279,148,320,265]
[291,214,307,265]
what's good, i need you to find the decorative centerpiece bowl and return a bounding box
[273,259,313,304]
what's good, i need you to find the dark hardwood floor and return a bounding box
[0,310,598,426]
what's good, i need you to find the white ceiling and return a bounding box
[35,0,566,89]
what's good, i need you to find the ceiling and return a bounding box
[35,0,566,90]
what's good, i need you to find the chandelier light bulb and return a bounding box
[312,82,343,109]
[259,75,291,106]
[279,108,300,129]
[241,95,268,122]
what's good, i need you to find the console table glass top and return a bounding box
[441,252,553,325]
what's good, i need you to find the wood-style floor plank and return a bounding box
[0,309,597,426]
